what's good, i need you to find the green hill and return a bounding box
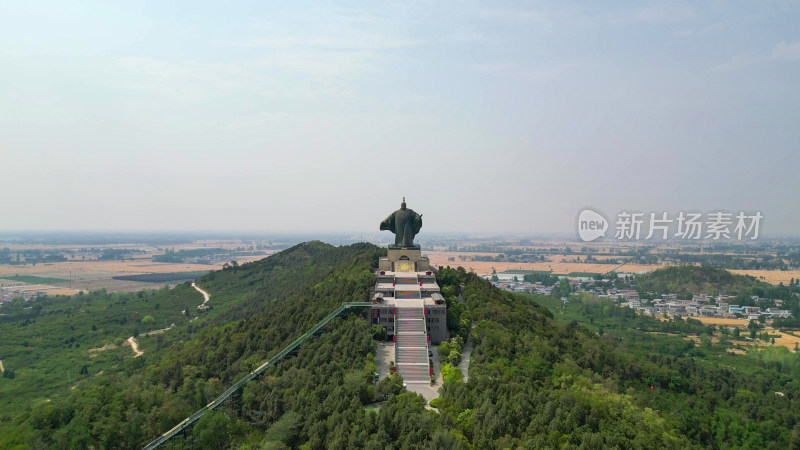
[1,245,799,448]
[630,265,796,302]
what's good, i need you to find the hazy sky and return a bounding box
[2,1,798,236]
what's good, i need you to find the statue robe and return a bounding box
[380,208,422,247]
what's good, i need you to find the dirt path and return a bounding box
[0,359,4,373]
[143,323,175,336]
[127,336,143,357]
[192,282,210,308]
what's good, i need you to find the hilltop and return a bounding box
[628,265,795,301]
[1,245,799,448]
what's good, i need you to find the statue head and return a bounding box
[401,197,406,210]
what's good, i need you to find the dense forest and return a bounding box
[1,243,799,448]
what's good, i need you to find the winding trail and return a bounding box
[192,282,210,309]
[122,282,209,358]
[0,359,4,373]
[127,337,143,357]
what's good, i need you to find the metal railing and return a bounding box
[142,302,372,449]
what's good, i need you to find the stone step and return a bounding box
[396,355,426,362]
[396,339,426,344]
[396,347,427,354]
[397,365,426,370]
[396,365,429,371]
[397,326,425,333]
[396,338,427,346]
[397,328,425,334]
[396,366,430,381]
[396,347,428,355]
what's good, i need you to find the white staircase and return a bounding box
[394,304,430,383]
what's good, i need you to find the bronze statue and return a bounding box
[380,198,422,247]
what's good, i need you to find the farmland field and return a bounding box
[730,269,800,285]
[424,249,799,285]
[0,275,70,284]
[0,252,271,293]
[689,317,751,327]
[424,251,661,276]
[112,271,209,283]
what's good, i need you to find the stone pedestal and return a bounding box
[379,246,430,272]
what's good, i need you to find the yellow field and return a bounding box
[690,317,751,327]
[767,328,800,351]
[424,251,797,285]
[28,287,83,296]
[424,251,659,275]
[729,270,800,285]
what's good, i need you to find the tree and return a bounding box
[441,363,463,384]
[371,325,386,340]
[747,319,760,339]
[193,410,230,449]
[261,412,301,447]
[448,350,462,366]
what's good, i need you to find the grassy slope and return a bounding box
[0,284,204,415]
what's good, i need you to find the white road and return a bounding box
[192,282,210,308]
[127,336,143,357]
